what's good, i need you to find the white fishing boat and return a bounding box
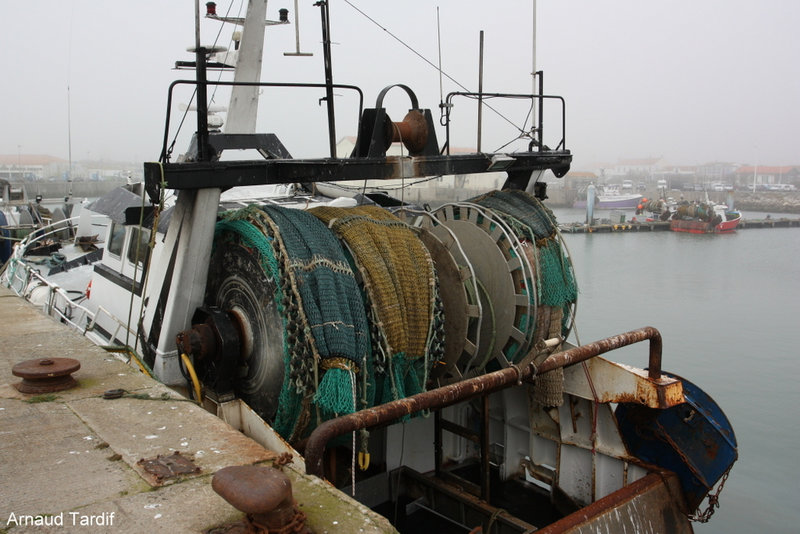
[2,2,736,532]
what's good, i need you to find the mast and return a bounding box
[145,0,273,383]
[477,31,484,152]
[225,0,270,134]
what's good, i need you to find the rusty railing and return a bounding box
[305,326,663,478]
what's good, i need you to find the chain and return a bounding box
[688,465,732,523]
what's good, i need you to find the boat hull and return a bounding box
[573,195,643,209]
[596,194,642,209]
[670,215,741,234]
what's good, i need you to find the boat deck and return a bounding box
[0,286,394,533]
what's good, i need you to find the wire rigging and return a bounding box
[341,0,530,142]
[166,0,242,161]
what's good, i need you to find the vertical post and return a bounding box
[537,70,544,150]
[317,1,337,158]
[147,0,220,385]
[477,30,484,153]
[226,0,269,134]
[480,394,490,502]
[195,47,210,162]
[531,0,537,146]
[434,409,443,478]
[194,0,209,161]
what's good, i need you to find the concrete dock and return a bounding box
[0,286,394,533]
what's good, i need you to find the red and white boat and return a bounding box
[670,202,741,234]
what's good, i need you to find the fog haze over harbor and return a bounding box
[2,1,799,169]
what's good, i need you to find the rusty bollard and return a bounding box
[212,465,308,533]
[13,357,80,394]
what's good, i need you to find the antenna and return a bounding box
[67,85,73,198]
[531,0,537,96]
[436,7,452,128]
[284,0,313,56]
[477,31,484,153]
[437,7,443,105]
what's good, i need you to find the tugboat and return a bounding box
[2,2,736,532]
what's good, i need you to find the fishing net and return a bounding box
[310,205,441,404]
[213,205,373,441]
[531,304,566,407]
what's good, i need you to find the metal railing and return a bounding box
[1,214,134,346]
[4,258,137,347]
[305,327,663,478]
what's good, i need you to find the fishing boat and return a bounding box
[670,201,742,234]
[0,180,59,263]
[573,184,643,209]
[596,184,643,209]
[2,2,736,532]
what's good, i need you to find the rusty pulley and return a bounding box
[390,110,429,154]
[12,357,80,394]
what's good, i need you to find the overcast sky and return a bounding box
[2,0,798,170]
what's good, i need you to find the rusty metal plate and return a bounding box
[136,451,201,484]
[12,357,80,393]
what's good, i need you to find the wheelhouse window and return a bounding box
[107,222,126,258]
[126,226,151,267]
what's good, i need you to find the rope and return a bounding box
[181,353,203,404]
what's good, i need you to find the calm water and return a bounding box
[553,208,800,533]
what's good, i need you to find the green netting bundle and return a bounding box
[214,205,372,440]
[257,206,373,418]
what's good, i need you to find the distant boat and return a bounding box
[573,184,643,209]
[670,201,741,233]
[597,191,643,209]
[0,179,75,263]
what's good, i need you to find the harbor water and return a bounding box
[554,208,800,533]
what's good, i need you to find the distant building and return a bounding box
[734,166,800,188]
[613,157,664,176]
[563,171,597,190]
[696,162,738,181]
[0,154,67,181]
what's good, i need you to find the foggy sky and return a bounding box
[2,0,798,171]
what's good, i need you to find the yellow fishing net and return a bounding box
[310,205,435,361]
